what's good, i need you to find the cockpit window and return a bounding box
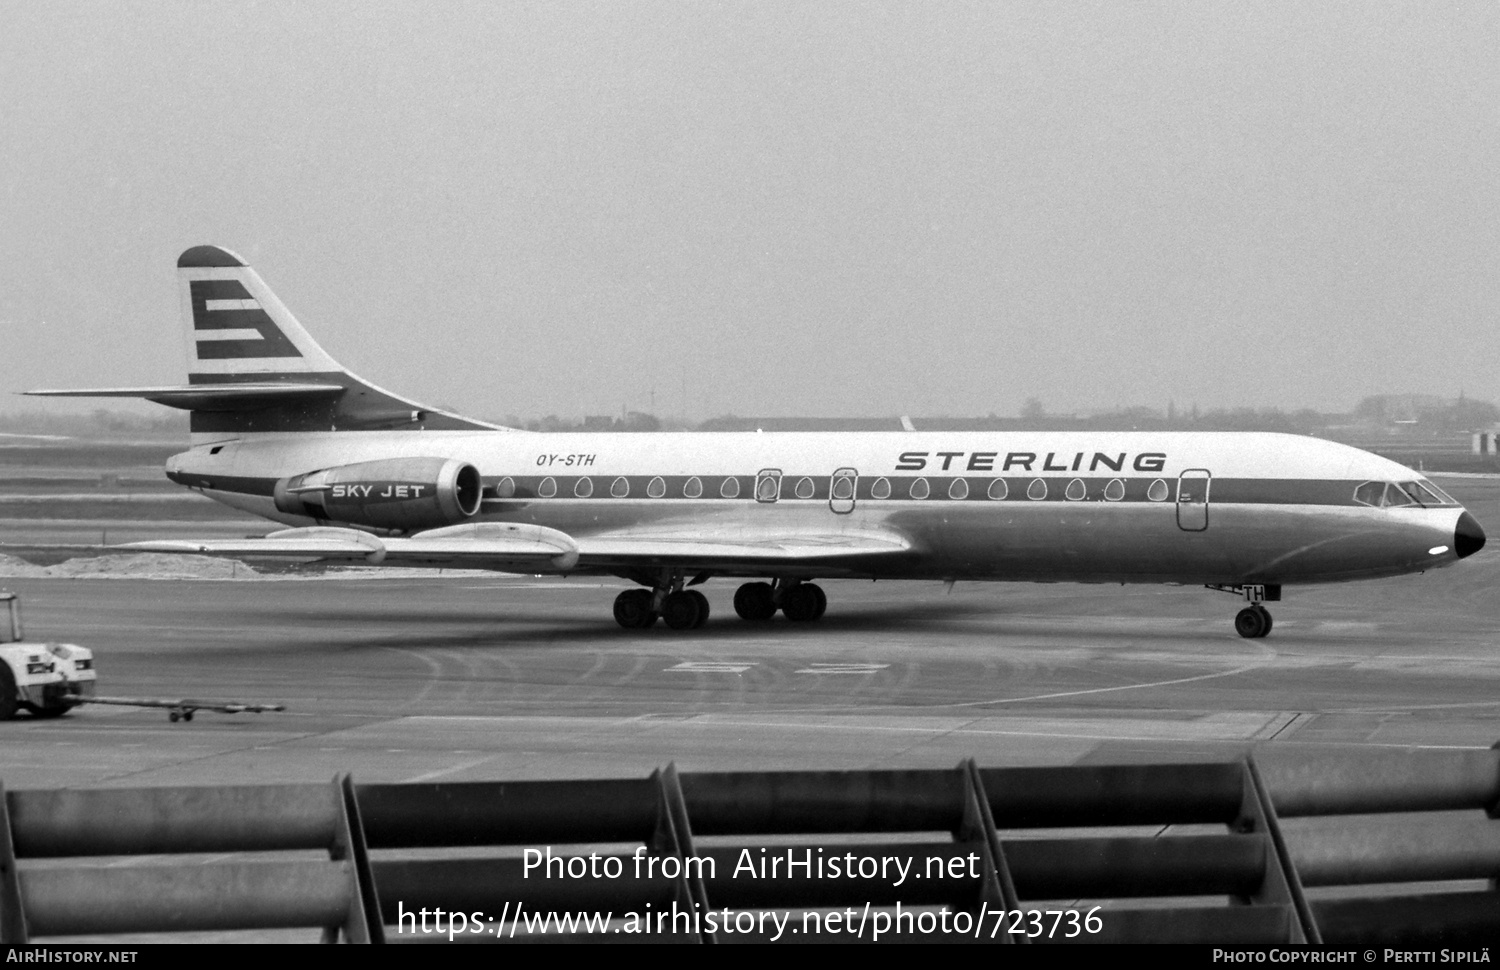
[1396,482,1427,506]
[1410,480,1454,506]
[1356,480,1456,509]
[1353,481,1383,507]
[1393,481,1453,507]
[1383,483,1417,508]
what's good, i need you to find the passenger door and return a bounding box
[1176,469,1210,531]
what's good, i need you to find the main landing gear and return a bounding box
[732,580,826,622]
[613,587,709,630]
[613,577,828,630]
[1209,584,1280,639]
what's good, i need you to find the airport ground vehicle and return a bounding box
[0,592,280,723]
[0,592,96,720]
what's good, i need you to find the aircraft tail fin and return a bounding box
[29,245,507,440]
[177,244,345,378]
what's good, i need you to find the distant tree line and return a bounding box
[0,409,187,436]
[7,392,1497,438]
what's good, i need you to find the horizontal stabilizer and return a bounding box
[25,383,345,412]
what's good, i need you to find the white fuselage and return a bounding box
[168,429,1470,585]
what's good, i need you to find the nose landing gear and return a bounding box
[1209,583,1279,638]
[1234,605,1273,639]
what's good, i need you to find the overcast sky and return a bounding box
[3,1,1497,422]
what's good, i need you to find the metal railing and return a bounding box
[2,748,1497,943]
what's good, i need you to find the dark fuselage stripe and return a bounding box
[168,470,1427,509]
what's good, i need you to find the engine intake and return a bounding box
[274,457,482,530]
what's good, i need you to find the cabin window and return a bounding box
[909,477,930,500]
[610,477,630,498]
[871,477,892,500]
[574,478,593,498]
[647,476,667,499]
[794,477,815,499]
[720,477,741,499]
[1147,479,1169,502]
[1027,478,1047,501]
[538,477,557,498]
[831,476,854,500]
[1104,479,1125,502]
[1065,479,1086,501]
[987,479,1008,500]
[948,478,969,500]
[684,476,703,499]
[495,477,517,498]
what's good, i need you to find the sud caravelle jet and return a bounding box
[29,246,1486,638]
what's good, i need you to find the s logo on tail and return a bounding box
[190,279,301,360]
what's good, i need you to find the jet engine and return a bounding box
[273,457,483,530]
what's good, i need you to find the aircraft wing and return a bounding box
[123,523,581,570]
[121,522,913,574]
[572,530,913,567]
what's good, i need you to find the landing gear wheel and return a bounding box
[0,664,16,721]
[807,583,827,620]
[733,582,776,621]
[686,590,710,629]
[1234,605,1272,639]
[662,591,706,630]
[613,589,657,629]
[782,584,822,622]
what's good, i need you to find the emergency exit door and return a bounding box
[829,468,857,514]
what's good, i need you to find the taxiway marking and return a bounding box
[794,663,890,674]
[667,661,757,673]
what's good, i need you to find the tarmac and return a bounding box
[3,556,1499,789]
[1,473,1497,789]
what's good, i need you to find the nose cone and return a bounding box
[1455,511,1486,559]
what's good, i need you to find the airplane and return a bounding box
[26,245,1486,638]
